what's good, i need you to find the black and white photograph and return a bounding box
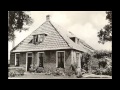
[8,11,112,79]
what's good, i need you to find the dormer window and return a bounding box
[31,33,47,44]
[38,34,44,43]
[33,35,38,44]
[70,37,75,42]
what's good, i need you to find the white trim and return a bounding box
[26,52,33,71]
[15,53,20,66]
[26,53,27,71]
[56,51,65,68]
[71,50,73,65]
[76,52,80,67]
[37,52,44,67]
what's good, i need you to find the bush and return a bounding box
[36,67,44,73]
[16,69,25,75]
[102,66,112,76]
[8,70,16,77]
[93,66,112,76]
[29,68,36,73]
[8,68,25,77]
[94,68,101,75]
[64,68,75,76]
[52,68,65,76]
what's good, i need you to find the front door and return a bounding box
[38,53,44,67]
[27,57,32,71]
[57,52,65,68]
[27,53,33,71]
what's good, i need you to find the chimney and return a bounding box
[46,15,50,21]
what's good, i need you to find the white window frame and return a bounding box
[26,52,33,71]
[37,52,44,67]
[56,51,65,68]
[15,53,20,66]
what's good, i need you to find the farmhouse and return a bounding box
[10,15,94,72]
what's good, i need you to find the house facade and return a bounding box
[10,15,94,71]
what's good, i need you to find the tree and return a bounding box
[98,11,112,44]
[8,11,33,41]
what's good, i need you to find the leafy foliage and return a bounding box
[93,66,112,76]
[8,11,33,41]
[36,67,44,73]
[93,50,112,59]
[98,11,112,44]
[81,53,91,71]
[8,68,25,77]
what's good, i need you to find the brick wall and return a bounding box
[10,50,72,70]
[20,52,26,65]
[10,52,26,68]
[65,50,71,69]
[43,50,71,71]
[19,52,26,69]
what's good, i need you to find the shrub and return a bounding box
[9,71,16,77]
[8,68,25,77]
[29,68,36,73]
[16,69,25,75]
[45,70,52,75]
[93,66,112,76]
[53,69,61,76]
[94,68,101,75]
[102,66,112,76]
[36,67,44,73]
[64,68,75,77]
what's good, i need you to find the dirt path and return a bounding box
[8,73,112,79]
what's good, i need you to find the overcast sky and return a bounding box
[8,11,112,59]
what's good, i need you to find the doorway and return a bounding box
[27,52,33,71]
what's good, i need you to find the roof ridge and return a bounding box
[49,21,71,48]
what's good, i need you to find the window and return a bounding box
[56,51,65,68]
[70,37,75,42]
[38,34,44,43]
[15,53,20,66]
[32,34,47,44]
[33,35,38,44]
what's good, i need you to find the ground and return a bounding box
[8,72,112,79]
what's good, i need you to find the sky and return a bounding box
[8,11,112,59]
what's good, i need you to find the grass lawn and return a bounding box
[8,72,112,79]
